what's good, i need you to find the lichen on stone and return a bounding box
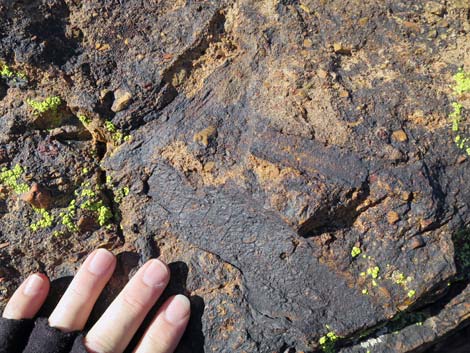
[0,164,29,194]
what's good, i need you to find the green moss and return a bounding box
[407,289,416,298]
[27,96,62,115]
[351,246,361,258]
[30,208,54,231]
[0,164,29,194]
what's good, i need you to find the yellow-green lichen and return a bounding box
[0,62,27,80]
[319,327,340,353]
[59,199,78,232]
[97,204,113,226]
[113,186,129,204]
[104,120,131,144]
[104,120,117,133]
[453,69,470,95]
[351,246,361,258]
[77,114,91,125]
[390,270,416,301]
[0,64,14,78]
[30,208,54,231]
[27,96,62,115]
[81,188,96,198]
[450,102,463,132]
[0,164,29,194]
[81,198,113,226]
[392,271,409,286]
[367,266,380,279]
[450,69,470,156]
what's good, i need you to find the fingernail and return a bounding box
[165,295,190,325]
[23,274,45,296]
[142,259,169,288]
[88,249,115,275]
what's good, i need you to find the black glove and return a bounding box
[0,317,88,353]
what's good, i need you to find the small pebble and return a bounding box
[333,42,352,54]
[21,182,52,209]
[387,211,400,224]
[409,235,426,250]
[392,129,408,142]
[111,89,133,112]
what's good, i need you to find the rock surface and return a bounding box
[1,0,470,352]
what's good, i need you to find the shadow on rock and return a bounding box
[37,275,73,317]
[176,295,205,353]
[451,228,470,279]
[1,0,81,67]
[423,228,470,353]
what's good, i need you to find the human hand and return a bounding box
[1,249,190,353]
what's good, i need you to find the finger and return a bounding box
[48,248,116,332]
[133,295,190,353]
[84,259,170,353]
[2,273,50,319]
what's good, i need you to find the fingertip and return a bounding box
[164,295,190,326]
[133,294,191,353]
[142,259,170,288]
[3,272,50,320]
[84,257,172,352]
[87,248,116,276]
[22,273,49,297]
[48,248,117,332]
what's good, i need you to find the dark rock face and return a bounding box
[1,0,470,352]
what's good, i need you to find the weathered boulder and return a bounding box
[1,0,470,352]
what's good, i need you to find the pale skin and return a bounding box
[2,249,190,353]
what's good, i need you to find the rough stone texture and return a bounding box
[1,0,470,352]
